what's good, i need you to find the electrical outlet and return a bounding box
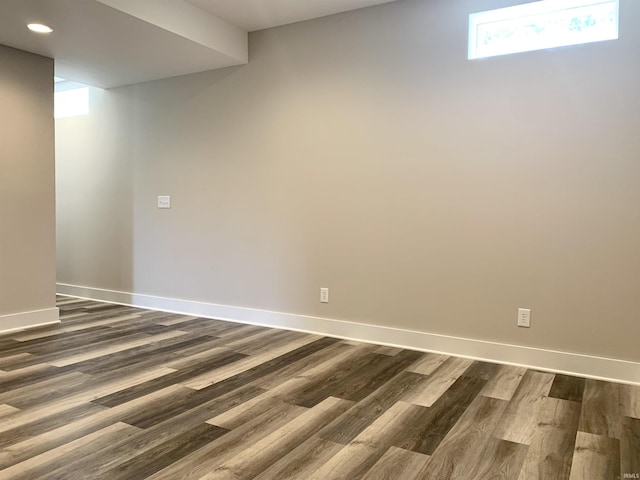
[517,308,531,328]
[320,288,329,303]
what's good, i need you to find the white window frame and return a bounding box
[469,0,619,60]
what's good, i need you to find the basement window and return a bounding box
[54,86,89,119]
[468,0,619,60]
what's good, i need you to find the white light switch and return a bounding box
[320,288,329,303]
[517,308,531,328]
[157,196,171,209]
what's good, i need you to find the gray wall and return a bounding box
[0,45,56,318]
[56,0,640,362]
[55,88,134,292]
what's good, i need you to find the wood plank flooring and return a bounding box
[0,296,637,479]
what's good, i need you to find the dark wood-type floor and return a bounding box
[0,297,637,479]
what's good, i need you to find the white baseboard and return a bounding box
[0,307,60,336]
[56,283,640,386]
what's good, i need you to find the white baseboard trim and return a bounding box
[0,307,60,336]
[57,283,640,386]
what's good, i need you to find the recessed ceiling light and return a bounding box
[27,23,53,34]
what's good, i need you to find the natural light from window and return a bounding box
[54,86,89,119]
[469,0,619,60]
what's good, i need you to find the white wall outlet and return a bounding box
[157,195,171,209]
[517,308,531,328]
[320,287,329,303]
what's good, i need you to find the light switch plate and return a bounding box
[517,308,531,328]
[157,196,171,209]
[320,287,329,303]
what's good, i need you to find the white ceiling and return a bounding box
[187,0,398,32]
[0,0,398,89]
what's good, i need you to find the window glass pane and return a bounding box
[469,0,619,60]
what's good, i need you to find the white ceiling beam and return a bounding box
[96,0,248,63]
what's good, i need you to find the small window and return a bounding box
[469,0,619,60]
[54,86,89,119]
